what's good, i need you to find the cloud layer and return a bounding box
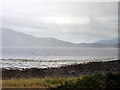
[2,1,118,43]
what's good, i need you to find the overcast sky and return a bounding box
[2,0,118,43]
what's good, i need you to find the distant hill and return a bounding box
[2,28,117,48]
[95,39,118,44]
[2,28,76,47]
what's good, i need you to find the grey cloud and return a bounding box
[2,2,118,43]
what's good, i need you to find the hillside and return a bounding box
[2,28,117,48]
[2,28,75,47]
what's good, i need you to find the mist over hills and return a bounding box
[2,28,117,48]
[2,28,75,47]
[95,39,118,44]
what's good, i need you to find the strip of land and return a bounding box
[2,60,120,80]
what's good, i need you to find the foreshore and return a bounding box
[2,60,120,80]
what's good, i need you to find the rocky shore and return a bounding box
[2,60,120,79]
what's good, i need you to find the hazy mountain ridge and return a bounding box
[2,28,75,47]
[95,39,118,44]
[2,28,117,48]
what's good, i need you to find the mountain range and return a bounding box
[95,39,118,44]
[2,28,117,48]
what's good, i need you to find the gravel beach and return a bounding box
[2,60,120,79]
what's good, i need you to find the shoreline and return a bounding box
[1,58,117,70]
[2,60,120,79]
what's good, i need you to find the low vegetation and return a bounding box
[2,73,120,89]
[2,76,80,88]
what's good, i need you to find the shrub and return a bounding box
[106,72,120,88]
[53,73,120,89]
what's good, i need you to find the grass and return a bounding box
[2,73,120,89]
[2,76,81,88]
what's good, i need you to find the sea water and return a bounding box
[1,47,118,69]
